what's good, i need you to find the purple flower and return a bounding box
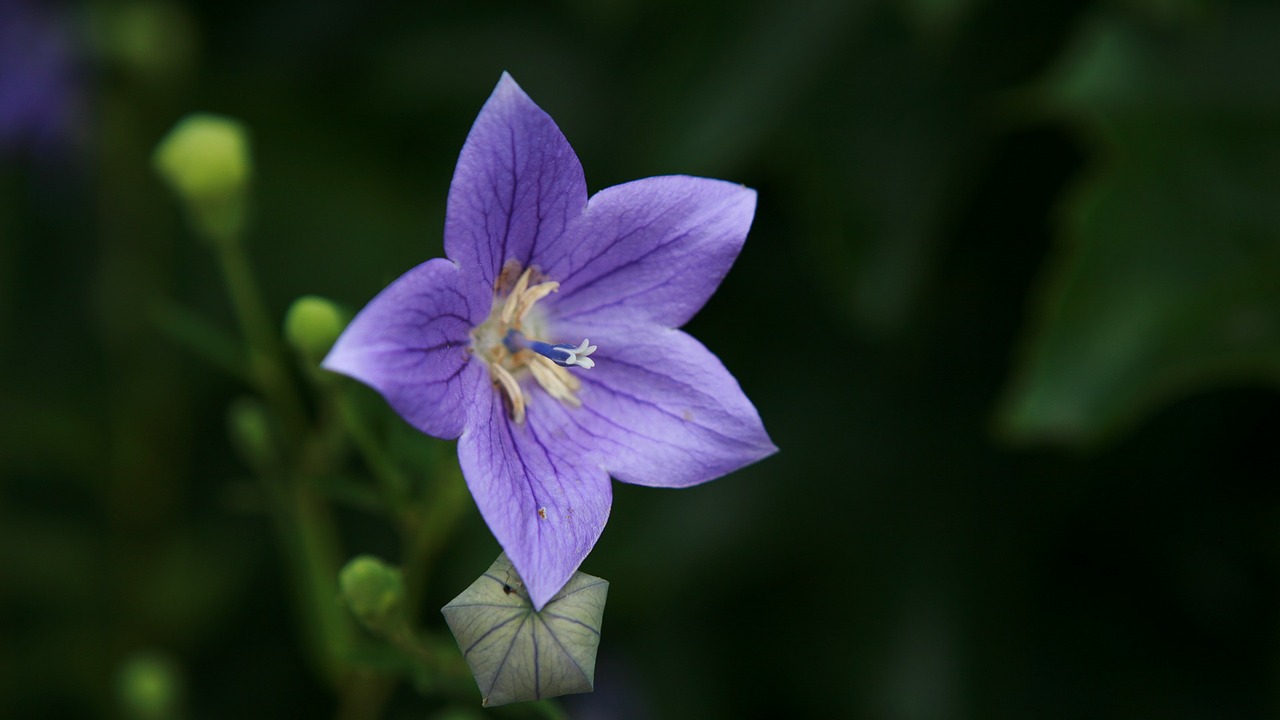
[0,0,81,158]
[323,73,776,609]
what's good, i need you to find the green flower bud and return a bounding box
[92,1,197,87]
[227,396,275,469]
[340,555,405,633]
[153,113,252,244]
[284,296,346,362]
[117,652,182,720]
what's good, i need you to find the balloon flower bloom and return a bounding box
[324,73,775,608]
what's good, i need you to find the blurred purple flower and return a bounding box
[324,73,775,608]
[0,0,82,157]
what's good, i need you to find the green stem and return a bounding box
[150,300,251,383]
[211,236,351,690]
[403,462,471,615]
[331,385,409,509]
[216,239,308,441]
[529,700,570,720]
[322,373,471,613]
[248,450,350,690]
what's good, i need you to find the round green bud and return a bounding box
[153,113,252,242]
[284,296,346,361]
[117,652,182,720]
[340,555,405,633]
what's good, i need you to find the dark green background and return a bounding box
[5,0,1280,718]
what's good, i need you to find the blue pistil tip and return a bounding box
[505,330,597,369]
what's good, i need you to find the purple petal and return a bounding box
[457,369,612,610]
[564,320,776,488]
[540,176,757,328]
[445,72,588,309]
[322,258,481,440]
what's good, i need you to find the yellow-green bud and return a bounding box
[153,113,252,243]
[284,296,346,362]
[117,652,182,720]
[339,555,405,633]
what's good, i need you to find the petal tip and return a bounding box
[318,336,358,379]
[491,70,528,104]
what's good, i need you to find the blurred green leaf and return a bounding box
[150,300,248,381]
[133,525,258,646]
[999,6,1280,445]
[896,0,986,36]
[787,2,1081,337]
[1118,0,1215,25]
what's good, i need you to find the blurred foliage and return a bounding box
[999,3,1280,445]
[3,0,1280,718]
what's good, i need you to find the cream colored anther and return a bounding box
[491,363,526,424]
[500,268,559,326]
[527,354,582,407]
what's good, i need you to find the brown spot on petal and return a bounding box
[537,507,547,520]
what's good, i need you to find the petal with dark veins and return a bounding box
[458,368,612,610]
[445,72,588,310]
[541,176,756,329]
[323,258,480,440]
[564,320,776,488]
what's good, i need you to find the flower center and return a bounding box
[470,263,597,423]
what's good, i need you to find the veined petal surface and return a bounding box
[457,368,612,610]
[566,321,776,488]
[445,72,587,309]
[322,258,479,439]
[542,176,757,328]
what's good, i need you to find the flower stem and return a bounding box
[285,475,351,684]
[330,384,409,510]
[215,239,308,442]
[211,235,353,687]
[403,462,470,614]
[529,700,570,720]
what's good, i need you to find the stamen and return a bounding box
[515,281,559,324]
[476,265,592,419]
[528,354,583,407]
[499,268,560,327]
[491,363,526,424]
[500,269,532,325]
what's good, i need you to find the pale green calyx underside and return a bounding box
[441,553,608,707]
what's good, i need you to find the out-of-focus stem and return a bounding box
[324,374,470,612]
[403,464,470,614]
[530,700,570,720]
[282,475,351,685]
[212,235,352,689]
[215,238,308,442]
[330,386,408,509]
